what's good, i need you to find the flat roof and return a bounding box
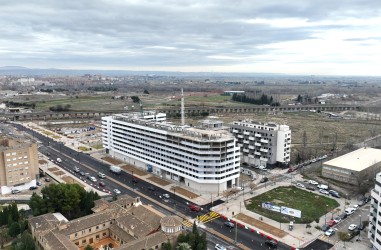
[324,147,381,172]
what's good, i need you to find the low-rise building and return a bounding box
[0,136,39,194]
[29,195,181,250]
[322,147,381,185]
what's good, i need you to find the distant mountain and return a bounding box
[0,66,287,77]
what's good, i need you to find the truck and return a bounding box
[110,165,122,174]
[56,158,62,163]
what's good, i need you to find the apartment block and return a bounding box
[102,112,240,194]
[369,172,381,248]
[0,136,39,194]
[230,120,291,168]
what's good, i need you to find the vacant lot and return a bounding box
[246,186,339,223]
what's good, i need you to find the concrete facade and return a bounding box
[369,173,381,249]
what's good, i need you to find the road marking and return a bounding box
[182,219,193,228]
[198,211,220,223]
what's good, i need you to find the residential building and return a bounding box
[29,195,181,250]
[102,112,240,194]
[230,120,291,168]
[0,136,39,194]
[369,172,381,248]
[322,147,381,185]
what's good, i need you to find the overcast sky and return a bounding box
[1,0,381,75]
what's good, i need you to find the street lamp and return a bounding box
[358,215,362,241]
[325,204,328,224]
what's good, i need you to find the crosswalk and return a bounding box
[197,211,220,223]
[318,234,340,245]
[182,219,193,228]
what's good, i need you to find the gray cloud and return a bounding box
[0,0,380,74]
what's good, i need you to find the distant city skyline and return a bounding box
[1,0,381,76]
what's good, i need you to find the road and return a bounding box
[10,122,292,250]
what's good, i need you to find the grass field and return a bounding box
[246,186,339,223]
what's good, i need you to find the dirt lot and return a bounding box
[101,157,123,165]
[236,213,287,238]
[170,186,199,199]
[54,170,65,176]
[62,176,85,187]
[121,164,147,176]
[48,167,59,172]
[147,176,171,186]
[39,159,47,164]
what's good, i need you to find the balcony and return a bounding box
[243,148,249,153]
[255,133,261,137]
[254,152,261,156]
[232,129,239,133]
[237,135,244,138]
[249,136,255,140]
[260,157,268,162]
[260,148,268,153]
[255,142,261,147]
[260,139,269,143]
[243,140,249,144]
[238,143,243,147]
[244,131,250,135]
[248,155,254,158]
[248,145,255,150]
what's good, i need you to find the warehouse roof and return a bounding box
[323,147,381,171]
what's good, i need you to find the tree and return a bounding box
[13,231,35,250]
[84,245,94,250]
[144,89,150,94]
[302,130,307,148]
[161,240,172,250]
[8,221,20,237]
[0,230,9,249]
[176,242,191,250]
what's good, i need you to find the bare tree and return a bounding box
[249,182,257,192]
[302,130,307,148]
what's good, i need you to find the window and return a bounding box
[82,239,86,244]
[74,233,77,238]
[88,228,91,233]
[96,226,99,230]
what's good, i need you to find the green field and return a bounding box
[246,186,339,223]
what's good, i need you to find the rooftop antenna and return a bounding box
[181,88,185,126]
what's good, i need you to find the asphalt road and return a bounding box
[11,122,293,250]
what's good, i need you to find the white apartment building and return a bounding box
[230,120,291,168]
[370,173,381,249]
[102,112,240,194]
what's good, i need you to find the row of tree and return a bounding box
[4,101,36,109]
[87,86,118,91]
[49,104,71,112]
[231,93,280,106]
[29,183,100,220]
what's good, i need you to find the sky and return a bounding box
[1,0,381,75]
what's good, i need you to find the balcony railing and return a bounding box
[249,136,255,140]
[255,133,261,137]
[255,142,261,147]
[260,139,269,143]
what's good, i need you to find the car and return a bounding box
[327,220,337,227]
[317,184,328,190]
[45,177,51,182]
[215,244,227,250]
[330,192,340,198]
[162,193,170,199]
[352,204,359,210]
[113,189,121,194]
[189,204,202,212]
[11,189,21,194]
[306,185,316,191]
[325,228,335,236]
[74,166,80,173]
[321,224,330,232]
[348,224,358,231]
[358,200,366,206]
[319,189,329,195]
[258,165,267,171]
[234,186,243,191]
[264,240,278,248]
[224,221,235,228]
[339,213,348,220]
[36,181,42,186]
[29,186,38,190]
[308,180,319,185]
[364,196,371,203]
[132,178,139,183]
[333,217,342,224]
[287,168,295,173]
[148,186,156,192]
[260,177,269,183]
[344,208,355,215]
[99,181,106,187]
[295,183,305,188]
[87,176,97,182]
[98,172,106,178]
[80,171,85,176]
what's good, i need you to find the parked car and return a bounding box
[99,181,106,187]
[296,183,305,188]
[306,185,316,191]
[327,220,337,227]
[29,186,38,190]
[260,177,269,183]
[352,204,359,210]
[148,186,156,192]
[321,224,330,232]
[344,208,356,216]
[224,222,235,228]
[215,244,227,250]
[80,171,86,176]
[36,181,42,186]
[325,228,335,236]
[339,213,348,220]
[317,184,328,190]
[330,192,340,198]
[264,240,278,248]
[308,180,319,185]
[348,224,358,231]
[113,189,121,194]
[11,189,21,194]
[333,217,342,224]
[319,189,329,195]
[45,177,51,182]
[98,172,106,178]
[162,193,170,199]
[358,200,367,206]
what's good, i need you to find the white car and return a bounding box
[348,224,358,231]
[113,189,121,194]
[296,183,305,188]
[258,165,267,170]
[162,193,170,199]
[352,204,359,210]
[308,180,319,185]
[345,208,356,215]
[325,228,335,236]
[215,244,227,250]
[317,184,328,190]
[319,189,329,195]
[333,217,342,224]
